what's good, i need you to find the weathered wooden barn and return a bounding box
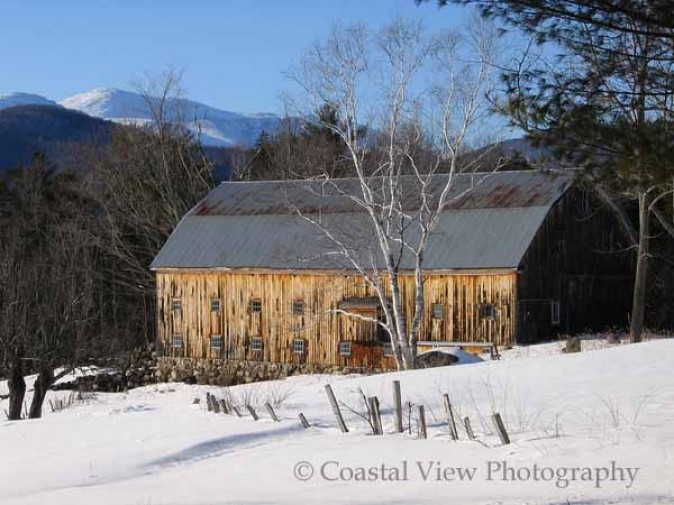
[151,171,633,369]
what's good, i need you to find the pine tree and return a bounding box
[428,0,674,341]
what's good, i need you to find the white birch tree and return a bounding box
[290,18,502,370]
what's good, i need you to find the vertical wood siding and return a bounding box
[156,271,517,368]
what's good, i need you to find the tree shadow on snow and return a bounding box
[146,424,304,469]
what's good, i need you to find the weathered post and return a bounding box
[325,384,349,433]
[299,413,311,429]
[246,405,260,421]
[206,393,213,412]
[393,380,403,433]
[418,405,428,440]
[443,394,458,440]
[265,402,280,422]
[232,406,243,418]
[219,399,229,414]
[464,416,475,440]
[212,398,221,413]
[492,413,510,445]
[368,396,383,435]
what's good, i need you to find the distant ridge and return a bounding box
[59,87,284,147]
[0,92,61,110]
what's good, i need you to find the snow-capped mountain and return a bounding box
[0,92,61,110]
[60,88,282,147]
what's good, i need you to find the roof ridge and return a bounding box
[219,169,576,185]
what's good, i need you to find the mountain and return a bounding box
[0,105,115,171]
[60,88,283,148]
[0,92,61,110]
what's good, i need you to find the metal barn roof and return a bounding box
[151,171,575,272]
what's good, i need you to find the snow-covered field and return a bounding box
[1,339,674,505]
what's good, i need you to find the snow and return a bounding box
[1,339,674,504]
[0,92,61,110]
[59,87,284,147]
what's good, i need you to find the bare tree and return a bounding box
[290,18,502,370]
[86,71,215,344]
[0,156,98,419]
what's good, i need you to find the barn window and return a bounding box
[171,334,182,348]
[171,299,182,312]
[250,299,262,313]
[432,303,445,319]
[210,335,222,349]
[480,303,496,320]
[292,300,304,315]
[339,341,352,356]
[211,299,221,313]
[551,301,561,325]
[251,336,263,351]
[292,339,305,354]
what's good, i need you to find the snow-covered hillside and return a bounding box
[1,339,673,505]
[0,92,61,110]
[60,88,283,147]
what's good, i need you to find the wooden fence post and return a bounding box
[246,405,259,421]
[206,393,213,412]
[325,384,349,433]
[368,396,383,435]
[212,398,221,413]
[265,402,280,422]
[219,399,229,414]
[492,413,510,445]
[232,406,243,418]
[299,413,311,429]
[464,416,475,440]
[417,405,428,440]
[393,380,403,433]
[443,394,458,440]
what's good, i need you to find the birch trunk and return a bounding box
[629,191,649,343]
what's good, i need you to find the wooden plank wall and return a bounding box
[156,271,517,367]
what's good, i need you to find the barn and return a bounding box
[150,171,633,370]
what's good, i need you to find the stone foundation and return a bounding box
[53,344,379,392]
[155,357,375,386]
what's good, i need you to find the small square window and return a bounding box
[480,303,496,320]
[171,299,182,312]
[551,301,561,325]
[211,299,221,312]
[250,299,262,313]
[292,300,304,315]
[210,335,222,349]
[171,334,182,348]
[339,341,352,356]
[292,339,305,354]
[432,303,444,320]
[251,336,263,351]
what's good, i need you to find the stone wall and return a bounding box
[53,344,376,392]
[155,357,373,386]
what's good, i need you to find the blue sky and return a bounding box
[1,0,469,113]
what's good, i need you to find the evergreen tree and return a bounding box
[427,0,674,340]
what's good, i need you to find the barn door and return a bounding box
[517,300,554,344]
[338,297,383,343]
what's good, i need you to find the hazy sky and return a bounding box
[1,0,469,113]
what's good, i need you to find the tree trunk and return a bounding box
[7,359,26,421]
[400,344,416,370]
[28,368,54,419]
[629,191,650,343]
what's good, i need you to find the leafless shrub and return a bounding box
[338,387,376,434]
